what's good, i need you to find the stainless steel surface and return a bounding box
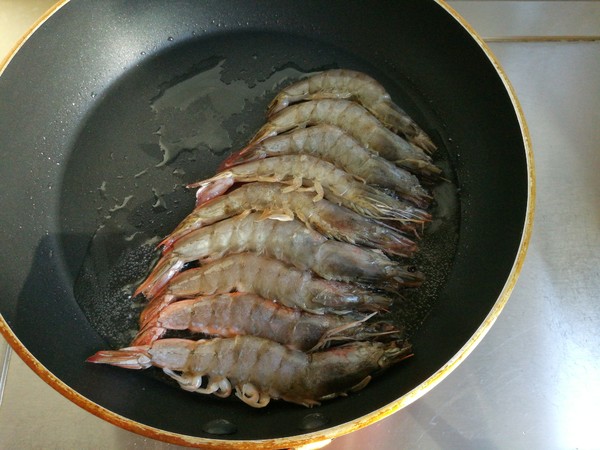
[1,1,599,448]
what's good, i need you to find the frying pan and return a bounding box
[0,0,534,447]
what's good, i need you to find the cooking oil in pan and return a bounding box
[150,58,311,167]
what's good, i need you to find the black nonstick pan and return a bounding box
[0,1,534,448]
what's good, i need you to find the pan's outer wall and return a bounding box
[0,0,532,448]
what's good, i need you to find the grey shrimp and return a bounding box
[268,69,436,153]
[159,182,417,258]
[131,292,402,349]
[137,212,423,297]
[189,155,431,229]
[250,99,441,179]
[87,336,412,407]
[136,253,394,324]
[221,124,431,207]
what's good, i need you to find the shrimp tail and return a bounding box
[188,172,235,206]
[267,95,291,117]
[86,346,151,369]
[130,322,166,346]
[139,291,175,328]
[249,122,282,145]
[133,256,185,299]
[219,142,266,171]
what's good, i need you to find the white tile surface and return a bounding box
[450,1,600,38]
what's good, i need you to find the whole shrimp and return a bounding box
[249,99,441,179]
[267,69,437,154]
[136,253,394,323]
[188,155,431,229]
[131,292,402,349]
[221,124,431,208]
[87,336,412,407]
[160,182,417,257]
[137,212,422,297]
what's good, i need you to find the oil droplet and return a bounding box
[151,188,167,211]
[299,413,329,430]
[202,419,237,435]
[109,195,134,212]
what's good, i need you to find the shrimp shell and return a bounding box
[250,99,441,179]
[86,336,413,407]
[267,69,437,153]
[137,212,422,297]
[137,253,394,324]
[160,182,417,257]
[189,155,431,228]
[221,124,431,208]
[132,292,402,350]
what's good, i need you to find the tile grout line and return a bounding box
[483,35,600,43]
[0,343,12,408]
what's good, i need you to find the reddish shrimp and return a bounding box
[136,253,395,323]
[188,155,431,229]
[160,182,417,257]
[221,124,431,207]
[267,69,437,153]
[249,99,441,179]
[131,292,402,349]
[86,336,412,407]
[138,212,422,297]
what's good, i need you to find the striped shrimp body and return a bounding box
[137,253,394,326]
[160,182,417,257]
[136,212,422,297]
[86,336,412,407]
[221,124,431,208]
[189,155,431,229]
[250,99,441,179]
[267,69,437,153]
[132,292,401,349]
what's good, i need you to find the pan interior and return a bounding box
[59,30,458,438]
[0,0,529,444]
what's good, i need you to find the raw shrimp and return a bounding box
[267,69,437,153]
[160,182,417,257]
[131,292,402,349]
[221,124,431,207]
[136,253,394,322]
[87,336,412,407]
[138,212,423,297]
[249,99,441,178]
[189,155,431,229]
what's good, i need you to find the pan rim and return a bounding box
[0,0,535,447]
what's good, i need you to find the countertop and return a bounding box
[1,1,599,449]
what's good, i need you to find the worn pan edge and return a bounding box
[0,0,535,448]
